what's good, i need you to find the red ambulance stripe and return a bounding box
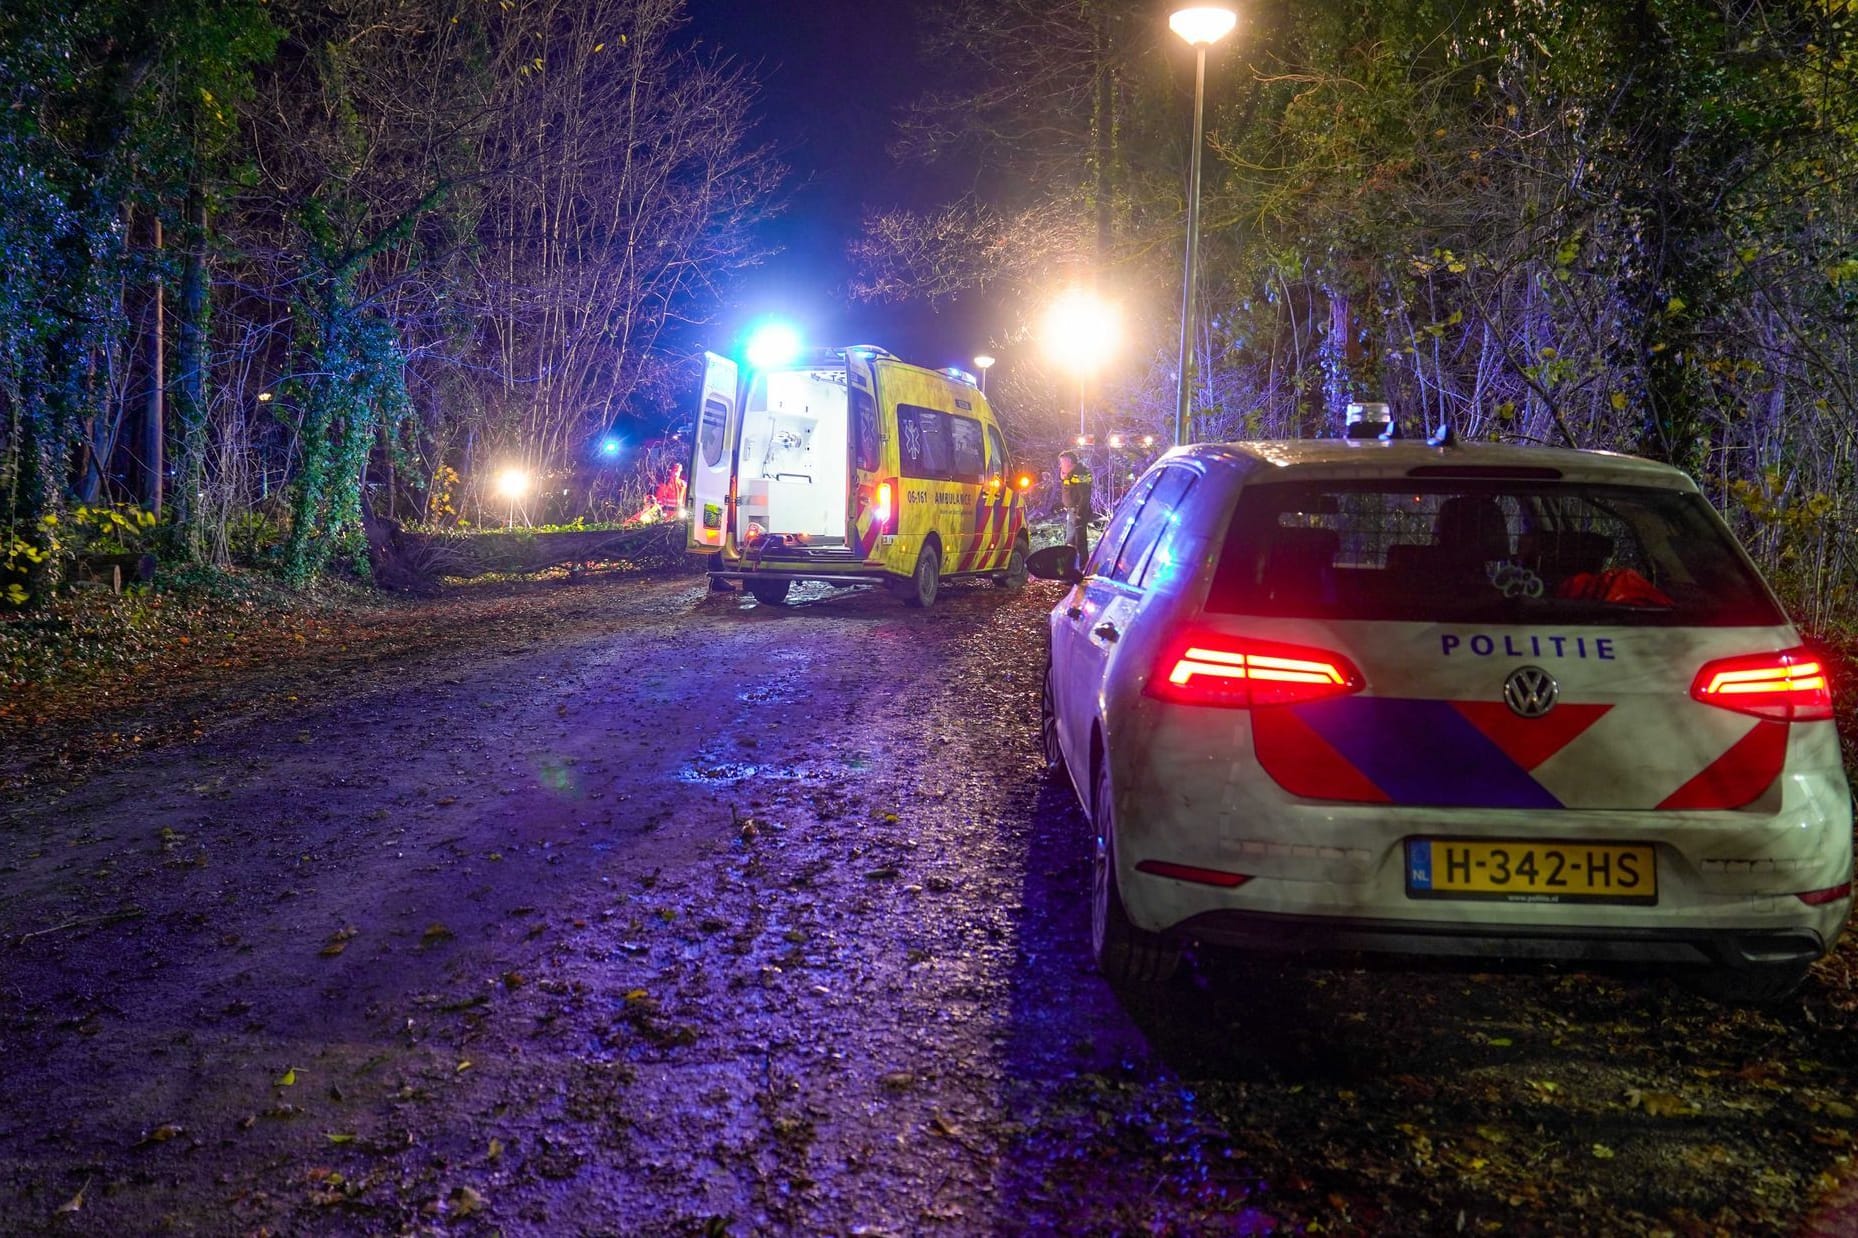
[1251,707,1392,804]
[1450,701,1613,771]
[1655,720,1789,811]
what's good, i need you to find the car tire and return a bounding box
[747,578,790,606]
[994,543,1028,590]
[901,542,940,609]
[1039,661,1066,777]
[1679,961,1814,1005]
[1090,763,1181,984]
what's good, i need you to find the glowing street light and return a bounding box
[973,354,996,394]
[1171,2,1239,446]
[495,466,529,529]
[1041,290,1120,438]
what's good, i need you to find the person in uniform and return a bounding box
[1058,450,1094,564]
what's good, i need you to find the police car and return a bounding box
[1031,424,1851,1002]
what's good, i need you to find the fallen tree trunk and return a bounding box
[364,512,694,593]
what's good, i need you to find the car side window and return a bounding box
[1113,468,1197,585]
[1086,470,1160,577]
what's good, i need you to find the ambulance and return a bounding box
[686,344,1031,606]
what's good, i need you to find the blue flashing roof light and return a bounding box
[745,322,803,370]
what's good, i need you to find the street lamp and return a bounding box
[1170,2,1238,447]
[973,354,996,393]
[494,466,529,530]
[1040,289,1121,439]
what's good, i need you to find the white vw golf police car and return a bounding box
[1032,425,1851,1002]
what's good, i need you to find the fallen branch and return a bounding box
[13,906,146,947]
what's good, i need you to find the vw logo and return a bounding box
[1503,666,1559,718]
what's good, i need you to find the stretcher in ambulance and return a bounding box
[687,346,1031,607]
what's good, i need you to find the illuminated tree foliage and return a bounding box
[863,0,1858,621]
[0,0,773,597]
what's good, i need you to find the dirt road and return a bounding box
[5,573,1858,1235]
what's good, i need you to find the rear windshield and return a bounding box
[1206,479,1784,627]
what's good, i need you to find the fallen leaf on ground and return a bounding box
[421,922,454,946]
[449,1184,488,1217]
[276,1068,298,1087]
[54,1179,89,1214]
[325,1132,356,1144]
[137,1123,184,1146]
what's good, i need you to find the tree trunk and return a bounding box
[174,172,209,551]
[142,213,165,518]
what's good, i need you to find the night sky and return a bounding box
[684,0,985,371]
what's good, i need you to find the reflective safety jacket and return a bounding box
[1060,464,1094,513]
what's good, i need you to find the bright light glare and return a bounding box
[1042,290,1120,377]
[973,354,996,371]
[494,468,529,500]
[599,436,622,457]
[1170,4,1238,45]
[745,322,802,369]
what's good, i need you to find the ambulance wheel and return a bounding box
[994,543,1028,590]
[1091,764,1181,985]
[902,543,940,609]
[1039,660,1066,776]
[747,578,790,606]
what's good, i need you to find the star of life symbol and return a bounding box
[1503,665,1559,718]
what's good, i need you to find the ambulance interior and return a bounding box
[736,367,849,544]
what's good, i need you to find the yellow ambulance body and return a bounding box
[686,346,1030,607]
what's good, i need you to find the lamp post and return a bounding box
[494,467,530,530]
[1170,3,1238,447]
[973,354,996,394]
[1040,289,1121,442]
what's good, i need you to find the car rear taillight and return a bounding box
[1690,647,1832,722]
[1148,634,1364,709]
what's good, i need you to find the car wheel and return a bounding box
[901,542,940,609]
[1090,762,1181,984]
[994,544,1028,590]
[747,578,790,605]
[1039,661,1066,776]
[1679,961,1814,1005]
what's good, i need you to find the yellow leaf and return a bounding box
[325,1132,356,1144]
[54,1180,89,1214]
[456,1059,472,1073]
[488,1137,504,1160]
[1592,1143,1615,1159]
[1610,391,1628,411]
[1666,296,1686,314]
[593,42,604,52]
[277,1068,297,1087]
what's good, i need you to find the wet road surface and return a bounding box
[4,574,1858,1234]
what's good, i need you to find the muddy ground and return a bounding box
[4,572,1858,1235]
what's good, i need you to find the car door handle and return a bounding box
[1094,623,1119,642]
[1066,605,1084,620]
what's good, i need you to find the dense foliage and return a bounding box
[0,0,775,598]
[859,0,1858,624]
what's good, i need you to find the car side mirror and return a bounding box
[1026,544,1082,583]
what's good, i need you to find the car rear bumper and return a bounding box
[1173,907,1836,969]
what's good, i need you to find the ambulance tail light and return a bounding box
[872,481,898,535]
[1148,634,1364,708]
[1690,647,1832,722]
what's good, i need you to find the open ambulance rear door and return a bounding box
[844,351,891,564]
[688,352,740,554]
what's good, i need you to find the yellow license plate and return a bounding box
[1406,839,1657,905]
